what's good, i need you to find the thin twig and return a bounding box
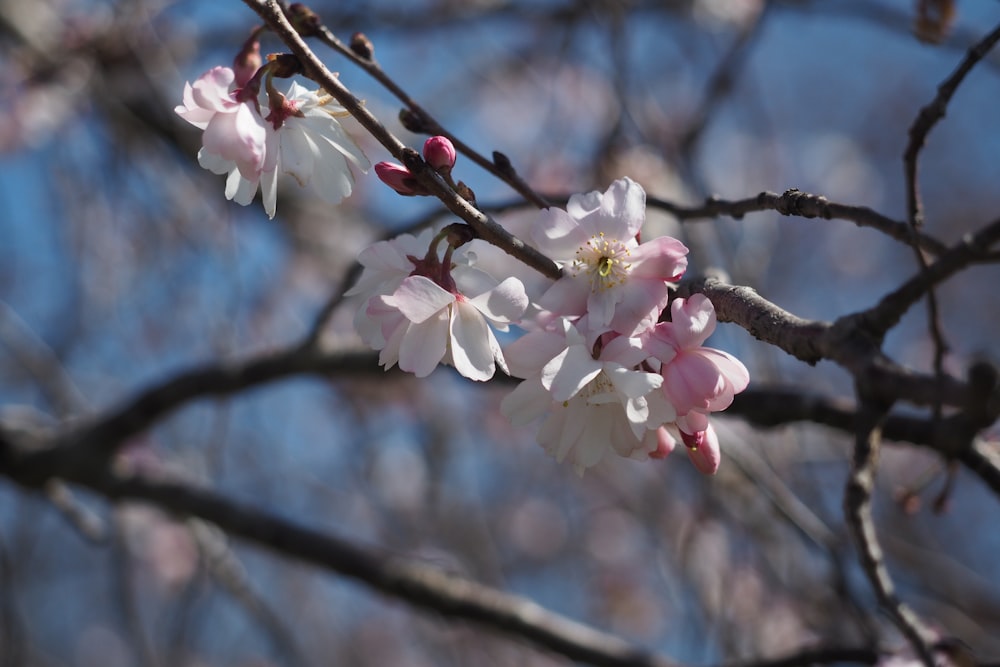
[241,0,560,281]
[855,216,1000,339]
[649,190,948,255]
[902,20,1000,424]
[303,14,550,208]
[844,398,936,667]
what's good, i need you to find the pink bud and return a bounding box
[423,136,456,173]
[681,425,721,475]
[648,426,677,460]
[375,161,421,196]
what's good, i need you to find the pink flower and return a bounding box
[346,229,438,346]
[644,294,749,417]
[530,178,689,336]
[679,422,722,475]
[175,66,267,183]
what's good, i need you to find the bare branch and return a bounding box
[63,468,681,667]
[240,0,561,282]
[300,10,550,209]
[844,399,936,666]
[647,190,948,256]
[856,216,1000,339]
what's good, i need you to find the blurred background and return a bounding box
[2,0,1000,665]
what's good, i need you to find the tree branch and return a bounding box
[844,398,936,666]
[648,190,947,256]
[241,0,561,282]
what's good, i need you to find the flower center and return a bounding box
[571,232,631,292]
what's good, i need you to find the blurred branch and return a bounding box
[6,457,683,667]
[0,300,87,417]
[679,1,771,157]
[111,517,159,667]
[729,386,1000,500]
[717,646,880,667]
[28,347,381,476]
[844,398,936,666]
[0,434,903,667]
[0,537,25,667]
[192,520,309,667]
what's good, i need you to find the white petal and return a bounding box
[449,301,496,381]
[469,277,528,325]
[387,276,455,323]
[541,345,602,401]
[398,312,449,377]
[500,378,551,426]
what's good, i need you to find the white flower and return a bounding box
[501,319,675,473]
[530,177,689,336]
[190,77,370,219]
[369,273,528,381]
[346,229,437,347]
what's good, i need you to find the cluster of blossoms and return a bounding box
[175,41,369,219]
[359,159,749,475]
[175,41,748,475]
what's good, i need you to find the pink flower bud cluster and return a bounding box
[374,136,457,196]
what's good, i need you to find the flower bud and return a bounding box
[423,136,456,174]
[375,161,423,196]
[350,32,374,59]
[681,426,720,475]
[288,3,321,37]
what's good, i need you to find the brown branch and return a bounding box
[676,277,829,365]
[729,386,1000,501]
[680,276,977,411]
[241,0,561,282]
[298,11,550,209]
[856,216,1000,339]
[904,20,1000,230]
[716,646,880,667]
[844,398,936,667]
[901,20,1000,425]
[647,190,947,256]
[1,456,680,667]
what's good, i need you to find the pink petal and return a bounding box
[670,294,716,349]
[629,236,689,281]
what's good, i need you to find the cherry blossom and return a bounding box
[643,294,750,418]
[530,177,689,336]
[501,319,675,473]
[254,80,370,218]
[370,274,526,380]
[175,66,267,185]
[352,226,528,381]
[179,69,369,219]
